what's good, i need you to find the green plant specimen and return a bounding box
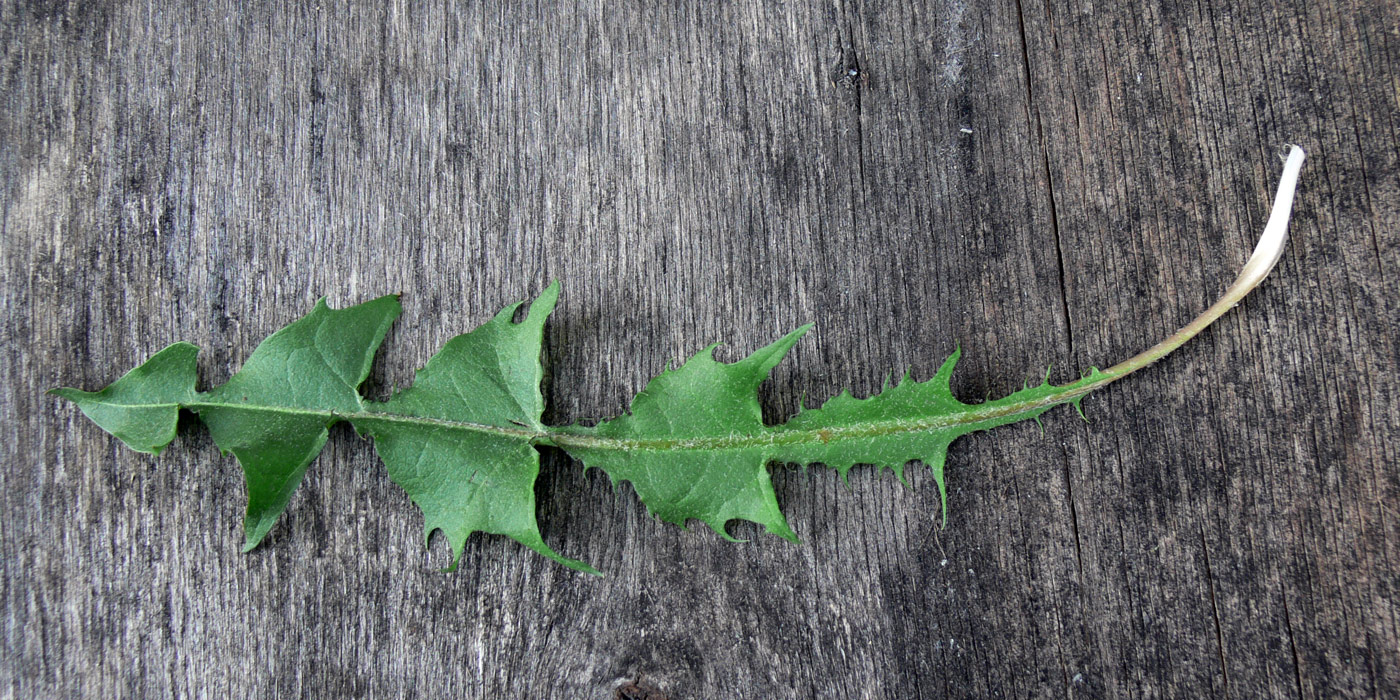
[52,148,1307,574]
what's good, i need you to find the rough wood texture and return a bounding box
[3,1,1396,697]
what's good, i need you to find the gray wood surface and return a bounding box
[3,1,1396,697]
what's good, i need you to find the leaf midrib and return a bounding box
[137,373,1109,453]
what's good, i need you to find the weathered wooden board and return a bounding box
[2,1,1396,697]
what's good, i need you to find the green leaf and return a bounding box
[551,326,811,542]
[50,342,199,455]
[351,282,597,574]
[49,147,1306,572]
[196,295,402,550]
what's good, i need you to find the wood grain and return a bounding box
[2,1,1396,697]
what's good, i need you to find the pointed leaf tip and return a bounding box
[933,346,962,386]
[524,281,561,323]
[729,323,810,380]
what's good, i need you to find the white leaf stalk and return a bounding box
[1069,145,1307,395]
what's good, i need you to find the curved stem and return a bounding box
[1045,145,1306,404]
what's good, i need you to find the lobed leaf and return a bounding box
[50,147,1306,573]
